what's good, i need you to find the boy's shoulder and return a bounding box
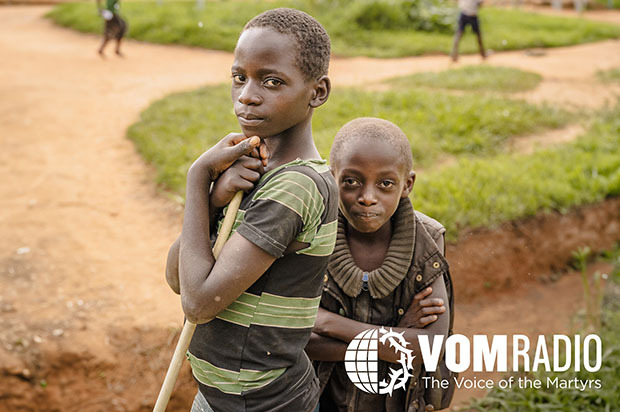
[254,158,337,210]
[260,159,332,182]
[413,210,446,244]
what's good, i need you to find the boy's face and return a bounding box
[332,139,415,234]
[231,28,317,139]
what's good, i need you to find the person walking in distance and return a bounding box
[96,0,127,57]
[451,0,486,62]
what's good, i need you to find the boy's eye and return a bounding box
[379,180,395,189]
[232,74,246,84]
[342,177,360,187]
[264,78,283,87]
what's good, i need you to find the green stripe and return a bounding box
[216,308,253,327]
[238,368,286,389]
[311,162,330,174]
[235,292,261,305]
[259,292,321,309]
[187,352,285,395]
[259,159,328,183]
[255,303,319,317]
[215,292,260,327]
[254,171,323,223]
[297,219,338,256]
[252,312,318,329]
[252,294,320,328]
[216,292,321,329]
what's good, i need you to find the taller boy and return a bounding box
[166,8,337,412]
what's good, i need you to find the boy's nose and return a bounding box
[358,188,377,206]
[237,81,262,106]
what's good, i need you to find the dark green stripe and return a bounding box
[187,352,285,395]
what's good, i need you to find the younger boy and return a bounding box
[306,118,455,412]
[165,8,338,412]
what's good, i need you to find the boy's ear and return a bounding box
[401,171,416,198]
[309,75,331,108]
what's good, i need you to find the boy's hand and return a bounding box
[189,134,265,182]
[210,143,269,208]
[397,287,445,328]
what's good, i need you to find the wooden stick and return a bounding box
[153,191,244,412]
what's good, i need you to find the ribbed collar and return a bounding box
[328,198,416,299]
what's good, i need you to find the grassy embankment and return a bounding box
[126,66,567,200]
[121,65,620,242]
[46,0,620,57]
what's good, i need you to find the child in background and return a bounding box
[306,118,455,412]
[165,8,337,412]
[96,0,127,57]
[451,0,486,62]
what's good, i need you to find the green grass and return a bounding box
[386,65,543,93]
[46,1,620,58]
[463,273,620,411]
[595,0,620,9]
[127,83,569,195]
[414,104,620,238]
[596,68,620,84]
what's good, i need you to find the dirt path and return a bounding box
[1,5,619,411]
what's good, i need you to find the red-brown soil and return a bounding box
[1,5,619,412]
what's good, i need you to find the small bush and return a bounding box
[596,67,620,84]
[352,0,456,32]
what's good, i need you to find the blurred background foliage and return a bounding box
[47,0,620,57]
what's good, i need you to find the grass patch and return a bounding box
[463,271,620,411]
[127,83,569,195]
[46,1,620,57]
[386,65,543,93]
[595,0,620,9]
[596,67,620,84]
[414,103,620,239]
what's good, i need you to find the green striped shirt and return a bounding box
[188,159,338,411]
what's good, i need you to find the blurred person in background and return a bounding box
[451,0,486,62]
[96,0,127,57]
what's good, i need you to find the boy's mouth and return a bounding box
[354,212,380,220]
[237,113,265,127]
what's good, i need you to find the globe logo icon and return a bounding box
[345,328,415,396]
[345,329,380,394]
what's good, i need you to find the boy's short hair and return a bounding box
[243,8,330,81]
[330,117,413,172]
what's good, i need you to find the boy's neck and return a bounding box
[264,117,321,171]
[346,220,392,272]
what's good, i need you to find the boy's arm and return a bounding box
[397,286,445,329]
[165,143,268,296]
[181,232,276,323]
[165,236,181,294]
[306,284,446,361]
[313,275,449,365]
[306,332,348,361]
[179,134,277,324]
